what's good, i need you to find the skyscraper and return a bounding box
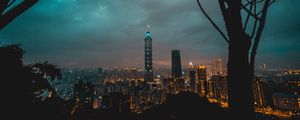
[172,50,183,92]
[171,50,182,79]
[196,65,207,80]
[214,58,223,75]
[144,25,153,82]
[189,61,196,93]
[196,65,207,96]
[208,75,227,99]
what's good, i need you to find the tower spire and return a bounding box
[144,24,153,82]
[147,24,150,32]
[146,24,151,36]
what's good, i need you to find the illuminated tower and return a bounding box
[189,61,196,93]
[144,25,153,82]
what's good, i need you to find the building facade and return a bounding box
[144,25,153,82]
[196,65,208,97]
[171,50,182,79]
[189,62,196,93]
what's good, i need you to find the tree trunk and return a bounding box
[227,35,253,120]
[198,0,271,119]
[226,1,254,120]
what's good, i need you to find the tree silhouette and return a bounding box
[141,92,230,120]
[0,44,65,120]
[26,61,62,99]
[0,44,25,104]
[0,0,38,30]
[196,0,275,119]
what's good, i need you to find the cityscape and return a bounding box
[0,0,299,120]
[49,26,299,119]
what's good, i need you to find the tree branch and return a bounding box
[0,0,38,30]
[218,0,227,20]
[250,0,272,69]
[7,0,16,8]
[256,0,275,15]
[243,0,254,31]
[250,19,258,38]
[241,0,263,9]
[0,0,10,15]
[241,3,260,20]
[250,0,258,38]
[197,0,229,43]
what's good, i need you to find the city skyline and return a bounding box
[0,0,299,69]
[1,1,299,120]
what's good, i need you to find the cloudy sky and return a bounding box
[0,0,299,69]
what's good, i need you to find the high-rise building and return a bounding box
[196,65,207,80]
[253,78,267,107]
[196,65,207,96]
[214,58,223,75]
[205,65,213,80]
[171,50,182,79]
[172,50,184,93]
[144,25,153,82]
[131,67,137,80]
[208,75,227,99]
[189,61,196,93]
[253,78,273,107]
[107,92,131,112]
[272,93,300,110]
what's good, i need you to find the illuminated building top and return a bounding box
[144,24,153,82]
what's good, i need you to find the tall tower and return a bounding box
[189,61,196,93]
[171,50,182,79]
[172,50,183,92]
[144,25,153,82]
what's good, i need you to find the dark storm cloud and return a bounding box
[0,0,299,68]
[257,0,300,67]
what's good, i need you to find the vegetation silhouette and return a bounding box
[197,0,275,119]
[68,92,230,120]
[0,44,67,120]
[140,92,230,120]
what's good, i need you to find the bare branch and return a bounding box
[250,18,258,38]
[243,0,254,31]
[7,0,16,8]
[0,0,38,30]
[241,4,260,20]
[241,0,263,9]
[250,1,258,38]
[0,0,10,15]
[256,0,276,15]
[250,0,272,68]
[197,0,229,43]
[219,0,227,18]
